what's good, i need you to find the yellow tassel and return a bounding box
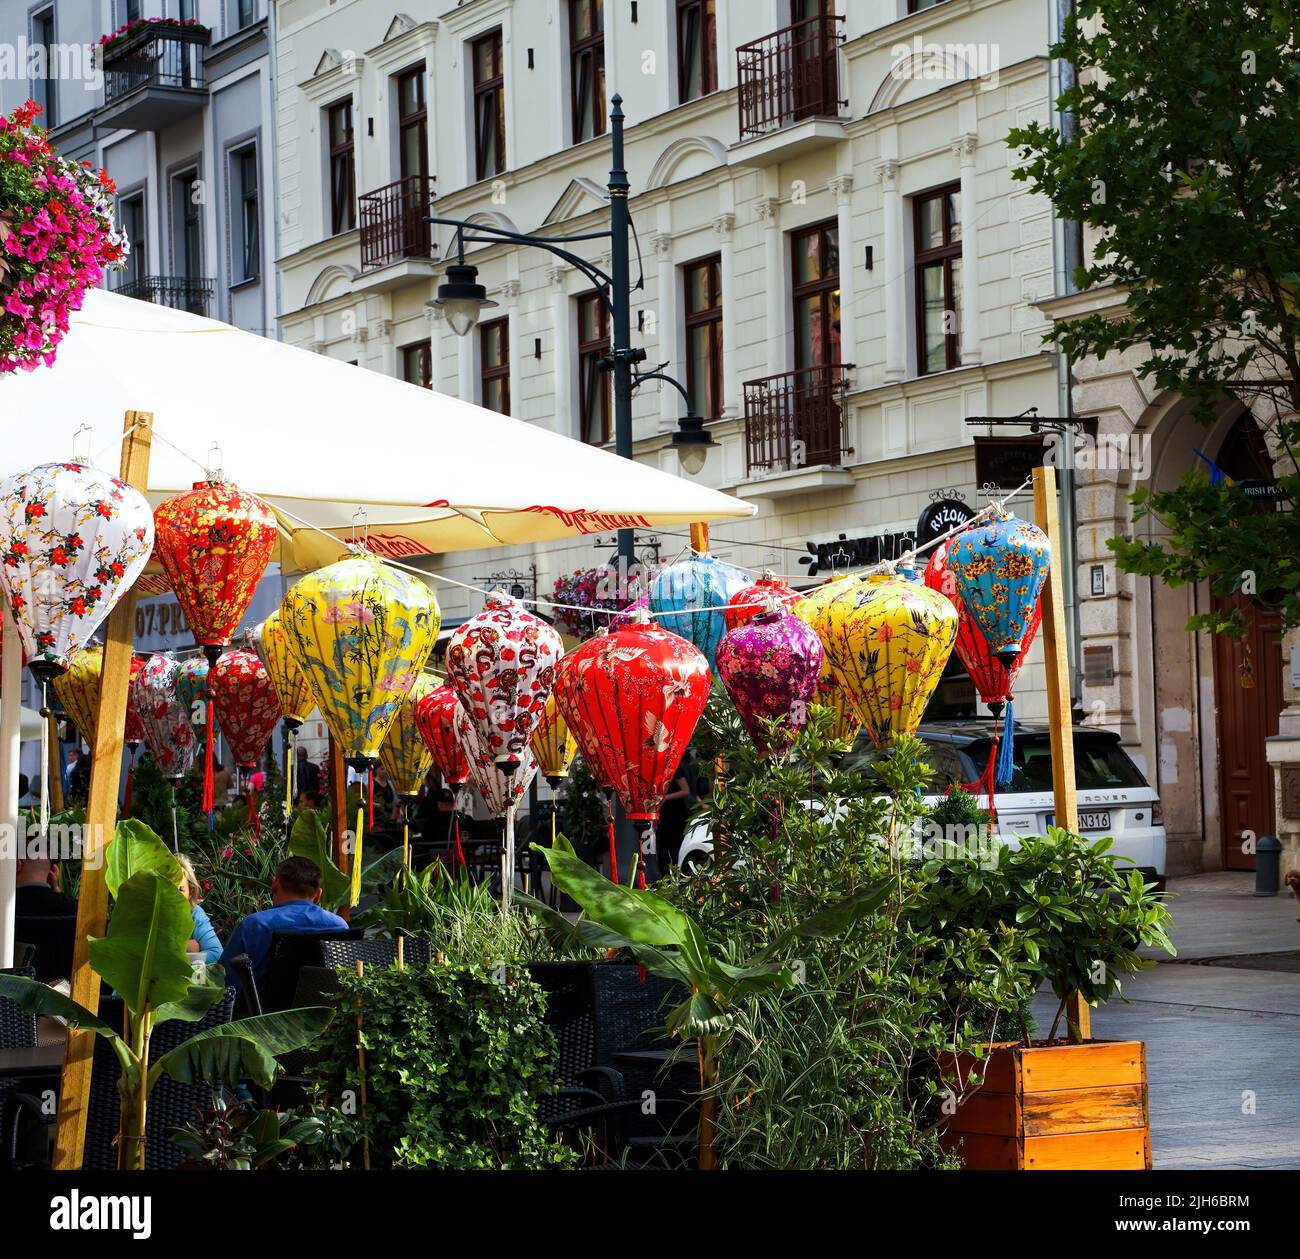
[351,804,365,906]
[403,820,410,871]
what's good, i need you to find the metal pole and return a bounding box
[0,605,21,969]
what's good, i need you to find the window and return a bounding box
[402,341,432,389]
[179,0,197,20]
[327,100,356,235]
[480,317,510,415]
[31,8,55,129]
[683,255,722,420]
[472,31,505,181]
[124,0,142,21]
[907,0,948,12]
[236,0,257,28]
[791,220,840,369]
[396,67,428,182]
[913,184,962,374]
[676,0,717,103]
[570,0,606,144]
[231,145,259,283]
[118,193,146,289]
[577,293,611,445]
[173,169,202,280]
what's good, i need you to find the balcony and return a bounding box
[97,20,210,131]
[740,364,855,496]
[356,176,438,292]
[731,15,847,168]
[113,275,214,318]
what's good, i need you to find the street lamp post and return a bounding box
[427,93,717,585]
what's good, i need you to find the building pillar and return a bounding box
[756,196,783,374]
[652,230,678,430]
[829,174,855,377]
[548,262,573,439]
[713,212,738,418]
[426,304,445,392]
[503,278,522,416]
[953,133,981,366]
[876,159,905,382]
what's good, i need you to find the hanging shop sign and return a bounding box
[973,435,1046,492]
[798,530,916,578]
[916,494,975,546]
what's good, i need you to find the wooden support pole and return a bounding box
[53,411,153,1170]
[329,733,350,922]
[1032,464,1091,1043]
[47,713,64,814]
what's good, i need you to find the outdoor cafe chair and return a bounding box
[14,914,77,985]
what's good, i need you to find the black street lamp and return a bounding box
[426,94,716,575]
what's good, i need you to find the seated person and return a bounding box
[176,854,223,966]
[15,854,76,916]
[218,857,347,989]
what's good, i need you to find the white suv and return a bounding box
[676,722,1167,884]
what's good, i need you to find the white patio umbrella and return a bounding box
[0,290,754,572]
[0,289,756,963]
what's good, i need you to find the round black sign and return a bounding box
[916,497,975,545]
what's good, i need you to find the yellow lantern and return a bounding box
[802,573,958,746]
[380,671,439,799]
[278,553,441,768]
[53,643,103,747]
[811,654,862,745]
[256,607,317,729]
[530,692,578,789]
[795,577,863,744]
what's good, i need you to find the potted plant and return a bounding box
[925,828,1174,1170]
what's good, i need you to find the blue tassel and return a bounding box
[995,699,1015,786]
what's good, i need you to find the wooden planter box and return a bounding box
[938,1040,1150,1170]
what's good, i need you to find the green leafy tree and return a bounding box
[1007,0,1300,634]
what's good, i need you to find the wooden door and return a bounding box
[1212,594,1284,869]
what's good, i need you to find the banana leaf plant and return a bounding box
[525,835,893,1169]
[289,809,400,913]
[0,821,331,1170]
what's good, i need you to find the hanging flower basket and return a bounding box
[0,101,128,374]
[97,17,210,59]
[549,564,644,641]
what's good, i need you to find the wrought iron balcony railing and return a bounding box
[101,20,210,106]
[114,275,214,318]
[359,176,437,271]
[743,363,853,475]
[735,14,846,141]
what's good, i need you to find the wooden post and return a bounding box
[46,713,64,814]
[53,411,153,1170]
[689,522,710,555]
[328,733,350,922]
[1032,465,1091,1043]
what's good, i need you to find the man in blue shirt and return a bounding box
[219,857,348,991]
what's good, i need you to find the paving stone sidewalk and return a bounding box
[1034,871,1300,1170]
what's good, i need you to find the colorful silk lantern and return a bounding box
[945,511,1050,668]
[456,701,538,818]
[811,658,862,745]
[794,576,865,739]
[208,649,281,770]
[52,643,104,748]
[0,460,153,681]
[715,610,823,755]
[174,656,210,725]
[151,480,278,656]
[380,672,438,798]
[445,593,564,773]
[553,617,711,823]
[279,553,440,768]
[530,692,578,789]
[649,553,748,670]
[812,573,959,747]
[125,656,146,749]
[255,607,316,729]
[130,654,198,782]
[724,573,802,632]
[415,683,472,785]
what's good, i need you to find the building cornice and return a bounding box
[1035,284,1132,324]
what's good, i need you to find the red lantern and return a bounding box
[445,594,564,772]
[924,538,1041,719]
[415,683,472,785]
[553,618,710,825]
[724,574,802,632]
[208,649,281,769]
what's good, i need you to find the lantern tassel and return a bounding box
[285,728,293,821]
[503,808,515,910]
[247,776,260,840]
[351,804,364,907]
[38,682,49,841]
[606,792,619,885]
[202,681,215,824]
[995,699,1015,788]
[170,784,179,853]
[403,819,410,872]
[367,767,374,830]
[453,811,466,874]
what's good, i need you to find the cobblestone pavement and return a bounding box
[1034,871,1300,1170]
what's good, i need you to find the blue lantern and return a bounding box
[649,554,748,669]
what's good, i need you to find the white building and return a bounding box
[273,0,1072,730]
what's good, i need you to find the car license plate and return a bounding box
[1048,810,1111,832]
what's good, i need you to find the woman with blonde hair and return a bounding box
[176,854,223,965]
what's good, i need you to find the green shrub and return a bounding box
[314,961,576,1170]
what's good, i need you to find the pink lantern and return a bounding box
[715,609,824,755]
[445,593,564,773]
[130,654,197,782]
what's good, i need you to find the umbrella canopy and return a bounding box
[0,291,755,574]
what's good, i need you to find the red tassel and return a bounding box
[964,741,999,823]
[452,813,466,872]
[202,687,215,815]
[636,963,648,985]
[607,817,619,885]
